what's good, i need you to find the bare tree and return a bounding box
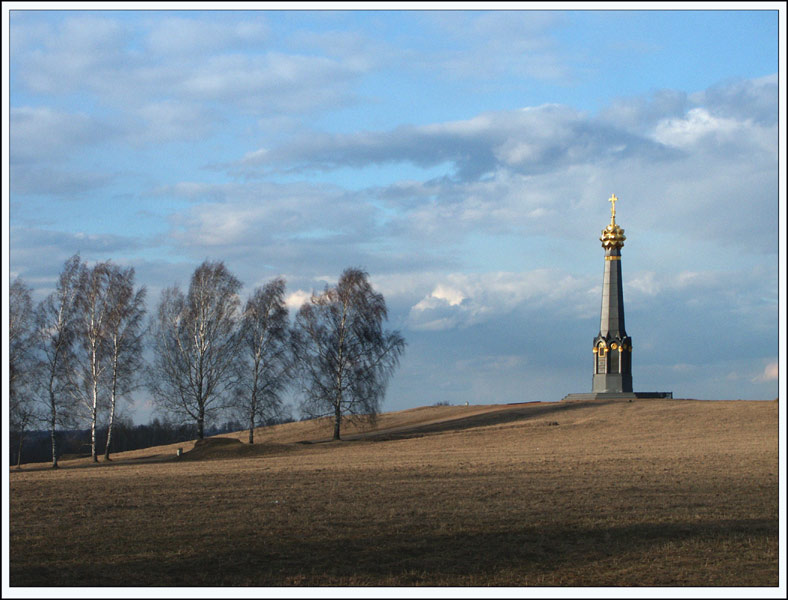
[148,260,242,439]
[292,268,405,440]
[70,261,114,463]
[103,265,147,460]
[34,254,82,468]
[9,277,40,467]
[235,277,292,444]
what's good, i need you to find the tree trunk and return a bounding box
[198,406,205,439]
[333,401,342,440]
[249,373,258,444]
[16,433,25,469]
[49,390,59,469]
[91,396,98,463]
[89,312,102,463]
[90,383,98,462]
[50,424,58,469]
[104,395,116,461]
[334,311,345,442]
[105,356,118,461]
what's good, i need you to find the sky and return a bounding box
[3,3,785,425]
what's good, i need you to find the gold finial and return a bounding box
[600,193,626,249]
[608,194,618,223]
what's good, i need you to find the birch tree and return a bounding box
[291,268,405,440]
[103,265,147,460]
[9,277,40,467]
[70,261,113,463]
[148,260,242,439]
[235,277,291,444]
[35,254,81,468]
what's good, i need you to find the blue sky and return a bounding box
[4,4,784,424]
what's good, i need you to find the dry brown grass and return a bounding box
[9,399,779,587]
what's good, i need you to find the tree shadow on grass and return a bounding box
[352,401,613,442]
[13,516,776,587]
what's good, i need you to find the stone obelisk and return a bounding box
[562,194,672,402]
[592,194,633,393]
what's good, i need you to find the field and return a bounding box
[8,398,780,588]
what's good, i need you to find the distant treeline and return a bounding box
[9,415,296,467]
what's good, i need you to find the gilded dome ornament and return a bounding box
[600,194,626,249]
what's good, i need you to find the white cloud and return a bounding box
[130,101,213,143]
[409,284,467,330]
[240,148,269,164]
[10,166,115,197]
[236,103,673,181]
[10,14,373,150]
[598,89,690,133]
[653,108,735,147]
[166,181,378,250]
[652,107,774,157]
[10,106,114,163]
[144,16,270,56]
[8,227,145,295]
[627,270,734,299]
[455,354,526,374]
[407,270,590,331]
[288,29,383,72]
[284,289,312,312]
[228,77,775,258]
[239,76,776,196]
[16,15,134,97]
[692,75,778,125]
[752,361,779,383]
[422,11,571,82]
[424,284,466,307]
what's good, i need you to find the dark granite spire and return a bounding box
[592,194,633,393]
[562,194,672,402]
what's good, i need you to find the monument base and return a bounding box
[592,373,633,394]
[561,391,673,403]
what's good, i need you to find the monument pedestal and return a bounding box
[593,372,633,394]
[562,392,673,403]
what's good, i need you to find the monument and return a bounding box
[563,194,672,402]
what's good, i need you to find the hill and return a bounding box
[9,398,779,587]
[22,401,559,466]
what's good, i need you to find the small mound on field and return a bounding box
[182,437,294,461]
[194,437,241,447]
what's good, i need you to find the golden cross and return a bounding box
[608,194,618,221]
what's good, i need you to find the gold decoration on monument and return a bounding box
[600,193,626,249]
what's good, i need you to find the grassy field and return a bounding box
[8,398,780,587]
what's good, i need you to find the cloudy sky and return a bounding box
[4,5,783,423]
